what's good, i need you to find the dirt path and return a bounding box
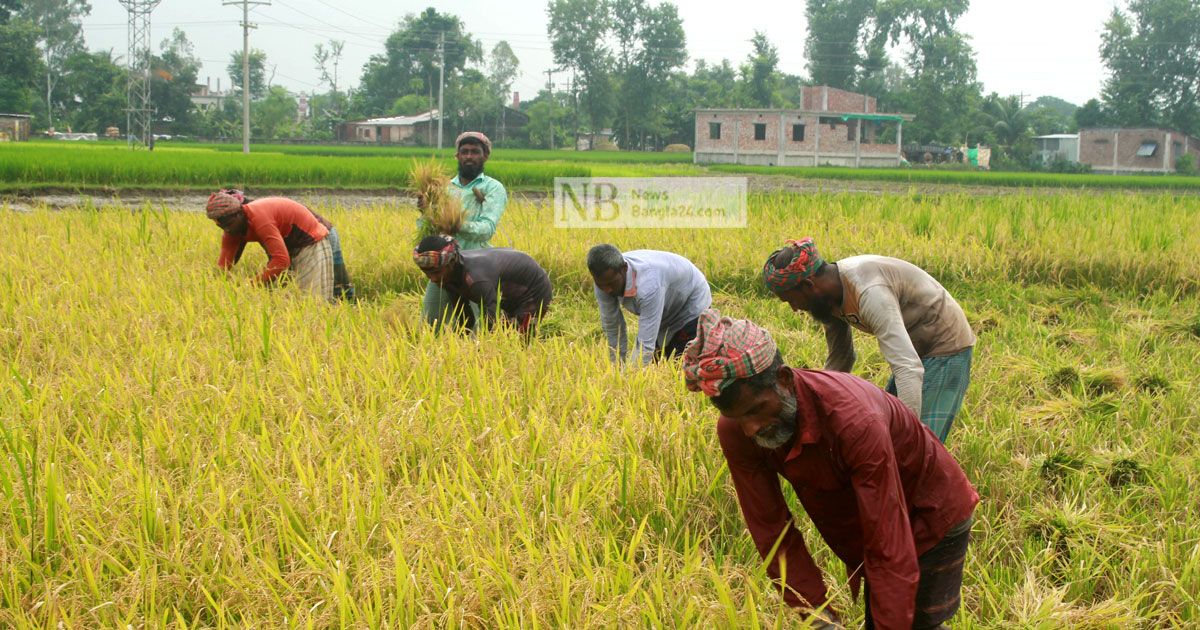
[1,176,1181,211]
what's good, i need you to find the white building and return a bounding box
[1033,134,1080,164]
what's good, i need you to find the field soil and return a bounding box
[4,173,1195,211]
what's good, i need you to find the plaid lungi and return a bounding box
[864,515,973,629]
[324,227,355,301]
[291,238,334,302]
[887,346,973,443]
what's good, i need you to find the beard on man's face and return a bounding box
[806,295,836,322]
[752,383,798,450]
[457,161,483,181]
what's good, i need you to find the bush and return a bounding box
[1176,154,1198,176]
[663,143,691,153]
[1046,159,1092,175]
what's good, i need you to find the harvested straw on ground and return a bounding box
[410,159,464,241]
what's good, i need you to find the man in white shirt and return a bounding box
[761,238,976,442]
[587,244,712,365]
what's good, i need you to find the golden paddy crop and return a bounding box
[1,191,1198,627]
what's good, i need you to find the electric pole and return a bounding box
[225,0,270,154]
[544,68,555,150]
[437,31,445,150]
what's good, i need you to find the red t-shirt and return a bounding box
[717,367,979,629]
[217,197,329,282]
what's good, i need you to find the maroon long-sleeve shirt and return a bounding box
[217,197,329,282]
[717,368,979,629]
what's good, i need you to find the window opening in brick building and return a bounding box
[1137,141,1158,157]
[753,123,766,140]
[792,124,805,141]
[709,122,721,139]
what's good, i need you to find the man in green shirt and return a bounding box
[420,131,509,328]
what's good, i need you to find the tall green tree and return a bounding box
[547,0,614,133]
[741,31,781,107]
[252,85,297,138]
[0,16,42,115]
[487,41,520,102]
[610,0,686,149]
[1074,98,1109,129]
[805,0,874,89]
[61,49,124,134]
[18,0,90,129]
[1099,0,1200,134]
[355,8,481,117]
[227,48,268,99]
[152,29,202,134]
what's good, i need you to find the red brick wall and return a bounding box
[1079,128,1199,172]
[800,86,876,113]
[695,110,900,162]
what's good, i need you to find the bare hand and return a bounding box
[415,193,426,210]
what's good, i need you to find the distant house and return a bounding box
[338,107,530,147]
[577,129,616,151]
[0,113,33,142]
[694,86,914,167]
[191,79,229,112]
[1078,128,1200,174]
[338,110,439,144]
[1033,134,1080,164]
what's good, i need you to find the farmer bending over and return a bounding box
[683,309,978,629]
[587,244,711,364]
[207,189,354,302]
[762,238,974,442]
[413,235,551,335]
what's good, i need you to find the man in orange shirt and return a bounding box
[206,190,354,302]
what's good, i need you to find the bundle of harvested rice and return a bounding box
[410,159,464,241]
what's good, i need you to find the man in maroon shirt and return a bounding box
[682,309,979,629]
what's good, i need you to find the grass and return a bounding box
[710,163,1200,191]
[1,190,1199,626]
[11,142,1200,194]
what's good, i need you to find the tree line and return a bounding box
[1,0,1197,165]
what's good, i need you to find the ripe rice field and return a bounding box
[2,190,1200,627]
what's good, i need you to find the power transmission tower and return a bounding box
[224,0,271,154]
[119,0,162,149]
[437,32,445,150]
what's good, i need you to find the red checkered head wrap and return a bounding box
[683,309,779,397]
[762,237,824,294]
[412,235,461,271]
[206,191,244,220]
[455,131,492,156]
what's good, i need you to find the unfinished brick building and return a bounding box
[693,86,913,167]
[1078,128,1200,174]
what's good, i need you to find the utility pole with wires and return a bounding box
[544,67,555,150]
[437,31,445,150]
[118,0,161,150]
[571,68,579,151]
[224,0,271,154]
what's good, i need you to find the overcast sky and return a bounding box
[80,0,1122,107]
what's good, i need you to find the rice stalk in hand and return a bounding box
[410,159,464,242]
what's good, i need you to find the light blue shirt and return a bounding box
[416,172,507,251]
[594,250,712,365]
[450,172,507,250]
